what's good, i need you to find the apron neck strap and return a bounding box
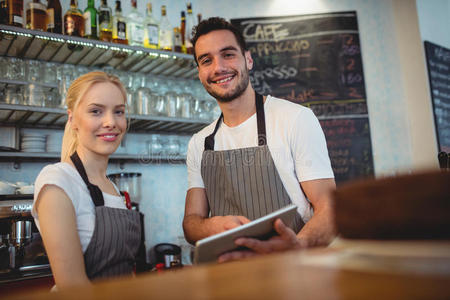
[70,151,105,207]
[204,92,266,151]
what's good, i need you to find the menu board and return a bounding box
[424,41,450,152]
[231,11,374,184]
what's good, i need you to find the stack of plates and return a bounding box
[21,134,47,152]
[46,133,62,153]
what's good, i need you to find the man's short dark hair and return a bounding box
[191,17,247,65]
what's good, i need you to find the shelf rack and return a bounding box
[0,25,198,78]
[0,103,209,133]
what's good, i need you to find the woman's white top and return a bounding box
[32,162,127,252]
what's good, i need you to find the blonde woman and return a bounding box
[32,71,141,289]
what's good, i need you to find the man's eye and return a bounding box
[224,53,235,58]
[201,58,211,65]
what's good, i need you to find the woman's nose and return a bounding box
[103,112,116,128]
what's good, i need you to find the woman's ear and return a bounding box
[68,110,76,130]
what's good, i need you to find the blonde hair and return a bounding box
[60,71,128,162]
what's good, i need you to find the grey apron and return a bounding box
[70,152,141,280]
[200,93,305,233]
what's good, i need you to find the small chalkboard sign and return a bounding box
[424,41,450,153]
[232,11,374,184]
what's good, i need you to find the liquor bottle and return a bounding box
[127,0,144,46]
[197,13,201,24]
[112,0,127,44]
[98,0,112,42]
[26,0,46,30]
[180,11,186,53]
[83,0,97,39]
[46,0,62,33]
[63,0,84,37]
[173,27,182,53]
[143,2,158,49]
[6,0,23,27]
[184,2,195,54]
[158,5,172,51]
[0,0,7,24]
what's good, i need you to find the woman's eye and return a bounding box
[115,110,125,115]
[90,109,101,115]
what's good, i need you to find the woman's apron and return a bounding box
[200,93,305,233]
[70,152,141,280]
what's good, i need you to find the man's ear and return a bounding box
[245,50,253,70]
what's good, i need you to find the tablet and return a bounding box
[193,204,298,264]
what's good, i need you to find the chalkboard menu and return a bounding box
[231,11,374,184]
[424,41,450,153]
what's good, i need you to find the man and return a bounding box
[183,17,336,262]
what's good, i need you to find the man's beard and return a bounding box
[205,67,250,103]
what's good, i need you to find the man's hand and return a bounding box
[217,218,307,263]
[207,215,251,236]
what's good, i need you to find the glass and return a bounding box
[43,62,58,84]
[135,85,152,115]
[43,90,60,108]
[25,60,42,82]
[151,93,165,116]
[6,58,25,81]
[179,93,193,119]
[4,85,24,104]
[166,135,180,156]
[147,134,163,156]
[58,64,75,106]
[164,91,180,117]
[24,84,45,106]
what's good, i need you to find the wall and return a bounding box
[1,0,448,265]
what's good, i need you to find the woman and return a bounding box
[32,71,141,289]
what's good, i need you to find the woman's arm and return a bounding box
[36,185,90,289]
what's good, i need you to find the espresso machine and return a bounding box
[0,194,50,279]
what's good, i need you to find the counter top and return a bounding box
[6,240,450,299]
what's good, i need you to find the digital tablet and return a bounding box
[193,204,298,264]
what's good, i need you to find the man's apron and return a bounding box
[200,93,305,233]
[70,152,141,280]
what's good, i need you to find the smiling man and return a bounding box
[183,17,336,263]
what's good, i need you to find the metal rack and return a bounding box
[0,25,198,77]
[0,103,209,133]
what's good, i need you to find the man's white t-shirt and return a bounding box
[187,95,334,221]
[32,162,127,252]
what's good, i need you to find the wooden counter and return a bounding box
[6,240,450,300]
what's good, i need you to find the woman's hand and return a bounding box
[217,218,307,263]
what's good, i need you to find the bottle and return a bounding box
[143,2,158,49]
[46,0,62,33]
[83,0,97,39]
[197,13,201,24]
[180,11,186,53]
[173,27,182,53]
[98,0,112,42]
[1,0,8,24]
[158,5,172,51]
[184,2,195,54]
[6,0,23,27]
[112,0,127,44]
[63,0,84,37]
[127,0,144,46]
[26,0,46,31]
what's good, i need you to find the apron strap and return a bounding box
[70,152,105,207]
[204,92,266,151]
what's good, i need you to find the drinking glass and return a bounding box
[24,84,44,106]
[4,86,24,104]
[25,60,42,83]
[166,135,180,156]
[147,134,163,156]
[6,58,25,81]
[164,91,180,118]
[43,62,58,85]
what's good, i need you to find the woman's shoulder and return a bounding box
[36,162,79,183]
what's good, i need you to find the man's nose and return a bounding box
[212,57,227,73]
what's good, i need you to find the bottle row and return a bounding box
[0,56,220,121]
[0,0,199,53]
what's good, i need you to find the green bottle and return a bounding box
[83,0,98,39]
